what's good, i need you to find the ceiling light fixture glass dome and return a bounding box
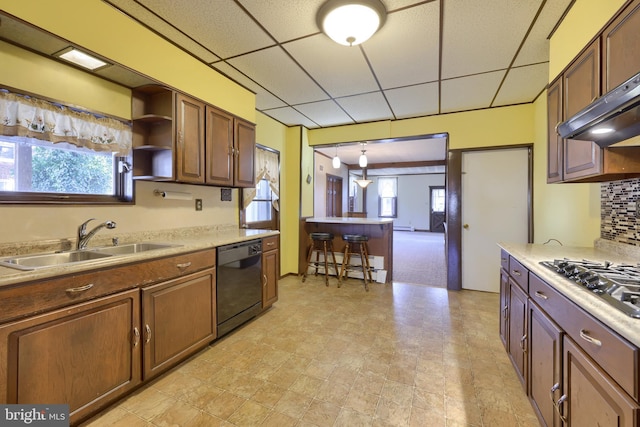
[317,0,387,46]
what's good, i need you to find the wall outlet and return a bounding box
[221,188,232,201]
[195,199,202,211]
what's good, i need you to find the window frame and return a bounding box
[377,176,398,218]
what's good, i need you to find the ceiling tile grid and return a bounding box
[102,0,573,129]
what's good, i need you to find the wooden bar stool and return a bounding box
[302,232,341,286]
[339,234,373,291]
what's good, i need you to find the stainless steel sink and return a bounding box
[0,250,113,271]
[0,243,181,271]
[90,243,179,255]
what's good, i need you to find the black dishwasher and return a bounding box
[216,239,262,337]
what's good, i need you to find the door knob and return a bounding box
[463,224,469,229]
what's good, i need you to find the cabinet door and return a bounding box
[602,0,640,92]
[175,93,205,184]
[234,118,256,188]
[142,268,216,380]
[547,77,563,183]
[563,40,602,181]
[499,269,509,349]
[0,289,141,425]
[205,105,234,186]
[508,280,528,388]
[529,302,562,427]
[561,337,639,426]
[262,249,279,308]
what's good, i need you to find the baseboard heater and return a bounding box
[393,225,415,232]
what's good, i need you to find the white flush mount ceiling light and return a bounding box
[332,145,341,168]
[55,47,109,71]
[317,0,387,46]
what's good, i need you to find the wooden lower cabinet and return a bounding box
[508,280,528,388]
[562,336,639,426]
[0,289,141,425]
[261,236,279,309]
[529,302,562,427]
[142,267,216,380]
[499,269,509,349]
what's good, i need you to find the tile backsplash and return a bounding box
[601,178,640,245]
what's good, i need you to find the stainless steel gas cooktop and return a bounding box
[540,259,640,319]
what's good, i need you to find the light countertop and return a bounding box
[0,228,278,288]
[306,217,393,225]
[499,241,640,347]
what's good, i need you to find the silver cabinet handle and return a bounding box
[579,329,602,347]
[66,283,94,294]
[549,382,560,405]
[501,257,507,262]
[263,274,267,287]
[266,241,275,247]
[555,394,568,423]
[133,327,140,347]
[520,334,527,351]
[534,291,548,300]
[511,269,522,277]
[176,262,192,270]
[502,305,508,318]
[145,324,152,344]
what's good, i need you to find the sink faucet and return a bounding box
[77,218,117,250]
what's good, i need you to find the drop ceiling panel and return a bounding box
[212,62,286,110]
[385,82,439,119]
[315,137,447,164]
[295,100,355,127]
[513,0,574,66]
[239,0,324,42]
[441,71,505,113]
[262,106,318,128]
[442,0,542,79]
[135,0,273,58]
[228,46,329,105]
[363,2,440,89]
[336,92,394,123]
[107,0,220,63]
[283,35,379,98]
[493,63,549,106]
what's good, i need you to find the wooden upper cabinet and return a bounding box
[562,39,602,181]
[205,105,234,186]
[547,77,563,183]
[175,93,206,184]
[602,0,640,92]
[234,118,256,188]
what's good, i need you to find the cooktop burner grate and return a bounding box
[540,258,640,319]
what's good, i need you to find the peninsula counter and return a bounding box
[301,217,393,283]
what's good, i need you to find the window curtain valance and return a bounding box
[242,146,280,210]
[0,90,132,155]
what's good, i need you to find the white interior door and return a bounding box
[462,148,529,292]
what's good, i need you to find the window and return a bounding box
[378,177,397,218]
[431,187,445,213]
[245,178,273,223]
[0,89,132,204]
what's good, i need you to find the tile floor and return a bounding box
[83,275,539,427]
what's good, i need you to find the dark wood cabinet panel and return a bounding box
[0,289,141,425]
[562,336,639,427]
[262,249,278,309]
[602,0,640,91]
[563,39,602,181]
[499,269,509,350]
[234,118,256,188]
[508,279,528,388]
[205,105,234,186]
[547,77,563,183]
[142,268,216,380]
[529,302,562,427]
[175,93,206,184]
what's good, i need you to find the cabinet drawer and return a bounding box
[500,249,509,271]
[0,248,216,324]
[529,272,639,399]
[509,256,529,292]
[263,235,279,251]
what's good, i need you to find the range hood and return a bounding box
[557,70,640,147]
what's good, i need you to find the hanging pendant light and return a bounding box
[355,168,372,188]
[358,144,368,168]
[332,145,341,168]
